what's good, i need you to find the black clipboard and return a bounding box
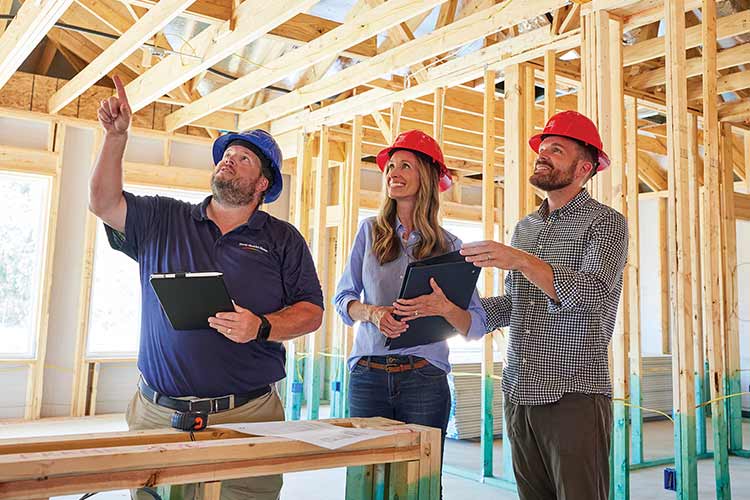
[386,251,480,350]
[149,272,234,330]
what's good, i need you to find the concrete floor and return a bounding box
[2,413,749,499]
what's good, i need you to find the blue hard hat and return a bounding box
[212,129,283,203]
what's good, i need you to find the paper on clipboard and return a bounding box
[213,420,392,450]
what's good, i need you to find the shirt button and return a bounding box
[524,329,531,335]
[529,300,535,306]
[522,358,527,364]
[537,245,543,250]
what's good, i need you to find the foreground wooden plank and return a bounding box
[0,418,437,500]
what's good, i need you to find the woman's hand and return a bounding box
[368,305,408,339]
[392,278,455,321]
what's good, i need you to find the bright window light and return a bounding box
[85,185,208,358]
[0,171,51,358]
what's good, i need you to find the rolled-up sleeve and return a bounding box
[547,210,628,313]
[465,289,488,340]
[333,220,367,326]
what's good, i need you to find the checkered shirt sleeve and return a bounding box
[481,190,629,406]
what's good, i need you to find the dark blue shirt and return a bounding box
[105,192,324,398]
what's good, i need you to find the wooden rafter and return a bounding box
[123,0,318,113]
[238,0,568,130]
[164,0,447,132]
[49,0,198,114]
[0,0,74,90]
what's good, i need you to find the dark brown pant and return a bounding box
[504,393,612,500]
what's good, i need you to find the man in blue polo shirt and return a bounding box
[89,76,324,500]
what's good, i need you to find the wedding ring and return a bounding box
[228,328,232,335]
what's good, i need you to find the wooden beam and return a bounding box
[625,95,643,464]
[480,68,496,479]
[269,28,579,139]
[269,13,376,59]
[687,69,750,101]
[665,0,698,494]
[165,0,446,132]
[658,197,670,355]
[630,43,750,90]
[390,101,402,139]
[544,50,556,122]
[718,98,750,123]
[124,0,317,112]
[720,121,743,452]
[433,87,446,150]
[306,126,329,421]
[623,9,750,67]
[36,39,58,75]
[49,0,198,114]
[0,0,74,90]
[371,111,391,143]
[622,0,701,32]
[238,0,568,130]
[0,0,13,35]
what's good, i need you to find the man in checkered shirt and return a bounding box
[461,111,628,500]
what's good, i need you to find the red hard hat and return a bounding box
[528,110,610,171]
[376,130,452,192]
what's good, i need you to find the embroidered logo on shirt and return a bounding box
[239,242,269,253]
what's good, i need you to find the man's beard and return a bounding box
[529,159,576,191]
[211,171,258,207]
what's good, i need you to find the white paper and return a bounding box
[214,420,392,450]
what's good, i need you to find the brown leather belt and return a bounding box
[357,356,430,373]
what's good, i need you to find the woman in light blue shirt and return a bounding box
[333,130,488,484]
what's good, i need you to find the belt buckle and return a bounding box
[189,397,219,413]
[385,362,401,373]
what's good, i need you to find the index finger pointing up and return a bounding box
[113,75,129,106]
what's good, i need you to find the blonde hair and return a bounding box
[372,150,449,265]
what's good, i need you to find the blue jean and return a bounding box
[348,355,451,487]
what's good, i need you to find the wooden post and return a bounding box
[687,114,707,456]
[481,69,496,480]
[306,126,330,421]
[503,63,529,483]
[658,197,671,355]
[719,122,742,453]
[701,1,731,495]
[341,116,362,418]
[433,87,445,151]
[594,10,612,207]
[523,64,537,213]
[665,0,698,496]
[607,15,629,499]
[287,131,314,420]
[544,50,556,122]
[625,96,643,466]
[390,101,402,140]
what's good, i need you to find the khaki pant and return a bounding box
[126,385,285,500]
[504,393,612,500]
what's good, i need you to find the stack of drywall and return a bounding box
[447,361,503,440]
[641,355,674,420]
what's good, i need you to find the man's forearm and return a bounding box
[267,301,324,342]
[518,253,560,303]
[89,132,127,215]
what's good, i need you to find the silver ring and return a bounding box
[414,311,419,317]
[486,254,490,261]
[228,328,232,335]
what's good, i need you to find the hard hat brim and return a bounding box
[529,133,611,171]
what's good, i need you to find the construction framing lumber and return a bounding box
[164,0,447,132]
[238,0,568,130]
[0,0,74,90]
[48,0,197,114]
[0,418,441,500]
[124,0,318,112]
[664,0,698,496]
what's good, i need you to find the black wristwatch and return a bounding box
[256,314,271,342]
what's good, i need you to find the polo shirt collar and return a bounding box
[191,195,269,229]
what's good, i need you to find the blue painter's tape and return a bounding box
[663,468,677,491]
